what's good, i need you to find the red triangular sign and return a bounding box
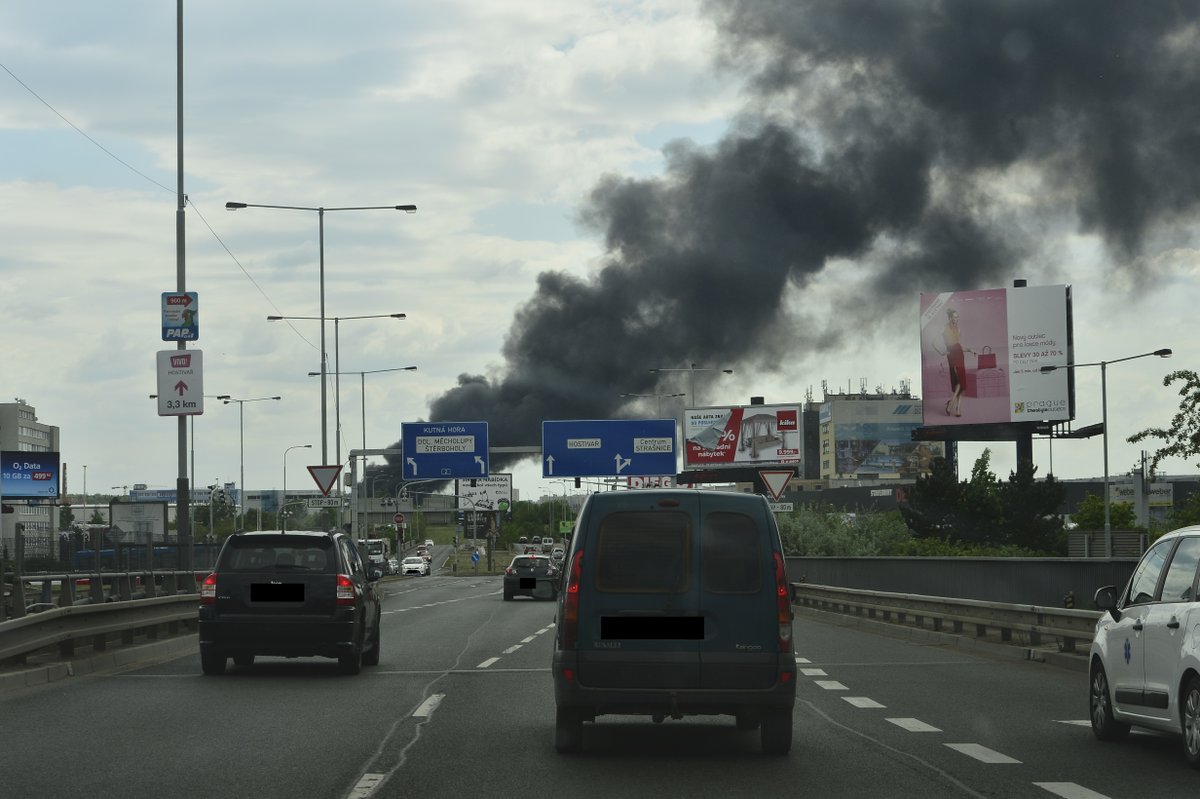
[759,470,794,502]
[308,465,343,496]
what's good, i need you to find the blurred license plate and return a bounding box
[251,583,304,602]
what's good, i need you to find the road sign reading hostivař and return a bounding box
[541,419,676,478]
[401,421,489,480]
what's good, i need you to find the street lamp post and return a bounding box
[282,444,312,532]
[227,201,417,466]
[219,395,282,530]
[308,366,418,452]
[1041,347,1171,557]
[648,363,734,407]
[270,313,407,467]
[618,392,686,416]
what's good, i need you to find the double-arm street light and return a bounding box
[648,363,734,407]
[282,444,313,532]
[227,200,417,466]
[1041,347,1172,557]
[619,392,687,417]
[308,366,418,453]
[219,395,282,529]
[270,312,407,467]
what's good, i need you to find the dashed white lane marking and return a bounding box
[800,668,827,677]
[888,718,941,733]
[1033,783,1112,799]
[795,657,811,663]
[477,657,500,669]
[521,636,536,643]
[1055,720,1091,727]
[504,645,522,654]
[347,773,386,798]
[814,680,848,691]
[412,694,445,718]
[844,697,885,708]
[946,743,1021,764]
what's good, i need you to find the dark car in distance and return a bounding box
[198,530,383,676]
[503,555,559,601]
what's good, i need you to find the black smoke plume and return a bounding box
[383,0,1200,479]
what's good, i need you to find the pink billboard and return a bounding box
[919,286,1071,426]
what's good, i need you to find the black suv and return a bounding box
[198,530,383,675]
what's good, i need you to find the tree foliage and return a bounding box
[1071,492,1139,531]
[1128,369,1200,473]
[899,449,1066,553]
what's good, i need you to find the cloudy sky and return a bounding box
[2,0,1198,504]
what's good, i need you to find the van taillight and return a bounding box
[200,573,217,605]
[336,574,356,606]
[773,552,793,653]
[558,550,584,650]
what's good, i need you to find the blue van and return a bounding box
[551,489,797,755]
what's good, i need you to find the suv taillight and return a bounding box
[336,574,356,606]
[773,552,793,652]
[558,550,584,650]
[200,573,217,605]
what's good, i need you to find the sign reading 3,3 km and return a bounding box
[401,421,489,479]
[542,419,677,478]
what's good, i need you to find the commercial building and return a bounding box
[0,400,61,557]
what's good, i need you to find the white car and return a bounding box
[1090,524,1200,766]
[423,539,435,549]
[401,556,429,577]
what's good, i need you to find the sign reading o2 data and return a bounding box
[1,451,60,499]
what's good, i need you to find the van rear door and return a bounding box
[575,493,702,690]
[697,496,781,689]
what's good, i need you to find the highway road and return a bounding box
[2,573,1197,799]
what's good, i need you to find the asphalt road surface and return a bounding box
[2,574,1196,798]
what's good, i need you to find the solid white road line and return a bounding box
[412,694,445,718]
[1033,783,1112,799]
[945,743,1021,764]
[814,680,848,691]
[887,718,941,733]
[843,697,885,708]
[476,657,500,669]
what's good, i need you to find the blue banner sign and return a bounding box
[1,451,60,499]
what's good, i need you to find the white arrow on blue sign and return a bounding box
[401,421,489,479]
[542,419,677,478]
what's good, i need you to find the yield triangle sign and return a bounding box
[759,469,794,502]
[308,465,343,496]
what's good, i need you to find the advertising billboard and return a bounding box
[919,285,1071,426]
[684,404,803,470]
[826,401,944,478]
[109,500,170,544]
[1,451,60,499]
[454,474,512,512]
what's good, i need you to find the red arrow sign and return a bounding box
[174,381,188,395]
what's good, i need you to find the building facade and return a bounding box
[0,400,61,556]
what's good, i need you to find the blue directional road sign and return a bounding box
[401,421,489,480]
[542,419,677,478]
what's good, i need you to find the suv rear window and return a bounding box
[221,537,335,573]
[595,511,691,593]
[701,511,762,594]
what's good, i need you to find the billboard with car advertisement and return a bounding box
[684,404,803,470]
[1,451,60,499]
[919,285,1071,426]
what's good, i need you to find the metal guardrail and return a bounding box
[793,583,1101,654]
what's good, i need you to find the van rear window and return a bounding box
[595,511,690,593]
[701,512,762,594]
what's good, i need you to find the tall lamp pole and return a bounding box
[227,201,417,466]
[1041,347,1171,557]
[648,363,734,407]
[271,312,407,466]
[282,444,312,532]
[309,366,418,452]
[619,392,686,417]
[220,395,282,530]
